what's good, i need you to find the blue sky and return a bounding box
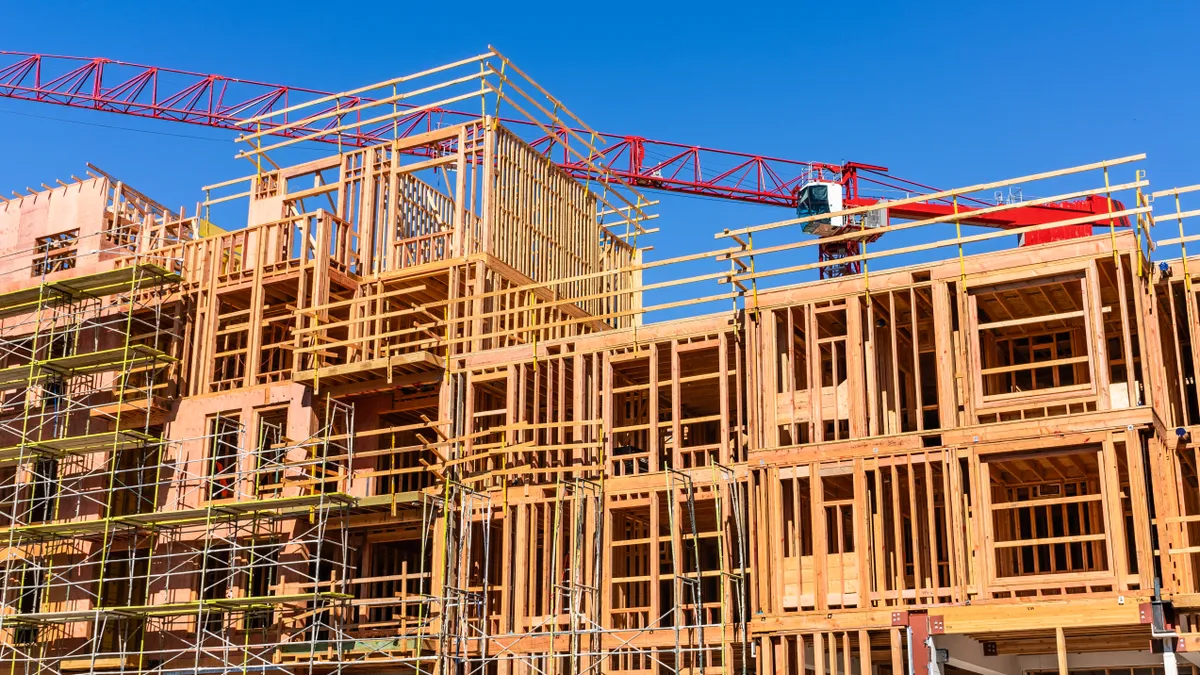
[2,1,1195,316]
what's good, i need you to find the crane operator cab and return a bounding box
[797,180,887,237]
[796,181,845,236]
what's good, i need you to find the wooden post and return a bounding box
[1056,626,1068,675]
[933,282,957,428]
[847,295,868,438]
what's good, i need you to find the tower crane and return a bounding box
[0,51,1126,277]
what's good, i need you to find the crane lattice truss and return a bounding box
[0,49,842,206]
[0,50,1121,243]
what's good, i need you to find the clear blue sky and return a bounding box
[2,1,1195,313]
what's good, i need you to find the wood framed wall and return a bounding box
[6,140,1200,673]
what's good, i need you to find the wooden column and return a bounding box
[1086,261,1112,409]
[1056,626,1068,675]
[932,282,957,428]
[670,340,682,470]
[649,342,660,472]
[847,295,868,438]
[811,461,827,611]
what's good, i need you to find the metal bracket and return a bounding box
[929,615,945,634]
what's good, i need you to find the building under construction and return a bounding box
[3,48,1200,675]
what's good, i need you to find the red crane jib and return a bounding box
[846,194,1129,246]
[0,51,1130,253]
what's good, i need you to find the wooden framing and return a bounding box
[4,51,1200,674]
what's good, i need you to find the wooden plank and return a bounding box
[937,596,1142,633]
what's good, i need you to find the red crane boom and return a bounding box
[0,51,1124,277]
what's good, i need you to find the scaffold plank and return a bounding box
[0,263,181,318]
[2,592,353,624]
[0,344,176,389]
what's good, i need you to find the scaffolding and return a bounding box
[0,187,185,675]
[0,190,360,675]
[0,391,358,675]
[433,482,493,675]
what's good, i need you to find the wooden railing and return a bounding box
[127,210,356,289]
